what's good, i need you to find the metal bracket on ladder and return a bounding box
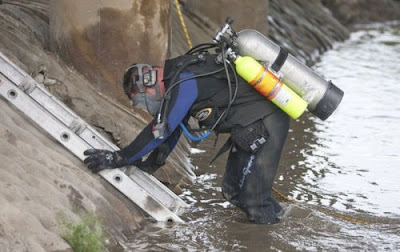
[0,52,189,223]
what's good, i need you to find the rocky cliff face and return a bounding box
[176,0,349,65]
[322,0,400,26]
[268,0,349,64]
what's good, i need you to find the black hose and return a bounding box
[185,43,218,55]
[210,42,239,131]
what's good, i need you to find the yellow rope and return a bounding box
[319,208,373,225]
[174,0,192,49]
[272,187,296,203]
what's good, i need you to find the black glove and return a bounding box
[83,149,129,173]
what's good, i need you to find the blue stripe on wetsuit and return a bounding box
[127,73,198,163]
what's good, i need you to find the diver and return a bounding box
[83,50,290,224]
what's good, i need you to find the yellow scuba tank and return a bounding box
[234,55,307,119]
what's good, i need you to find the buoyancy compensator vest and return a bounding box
[162,53,279,135]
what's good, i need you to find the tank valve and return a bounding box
[213,17,236,44]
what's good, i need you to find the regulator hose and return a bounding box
[179,122,211,141]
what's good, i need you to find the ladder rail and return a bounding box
[0,52,189,222]
[29,79,188,212]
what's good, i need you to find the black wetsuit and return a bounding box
[120,53,290,224]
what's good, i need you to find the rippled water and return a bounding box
[289,23,400,217]
[125,24,400,251]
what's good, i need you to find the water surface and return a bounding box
[290,23,400,217]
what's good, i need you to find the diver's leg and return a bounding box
[226,110,289,224]
[222,146,242,207]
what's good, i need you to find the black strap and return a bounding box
[210,137,233,164]
[271,47,288,72]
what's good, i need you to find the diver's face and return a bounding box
[129,67,165,116]
[130,93,160,116]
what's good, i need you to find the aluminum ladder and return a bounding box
[0,51,188,223]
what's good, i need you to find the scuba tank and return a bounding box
[214,18,344,121]
[235,29,343,120]
[233,54,307,119]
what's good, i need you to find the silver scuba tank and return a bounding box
[235,29,344,120]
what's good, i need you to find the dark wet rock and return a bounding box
[322,0,400,26]
[185,0,269,35]
[268,0,349,65]
[177,0,350,65]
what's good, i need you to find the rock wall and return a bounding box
[0,99,143,251]
[173,0,349,65]
[185,0,269,35]
[49,0,170,106]
[268,0,349,64]
[322,0,400,26]
[0,1,193,251]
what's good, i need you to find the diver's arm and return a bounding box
[132,127,183,173]
[121,75,199,164]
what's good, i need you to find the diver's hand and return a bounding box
[83,149,129,173]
